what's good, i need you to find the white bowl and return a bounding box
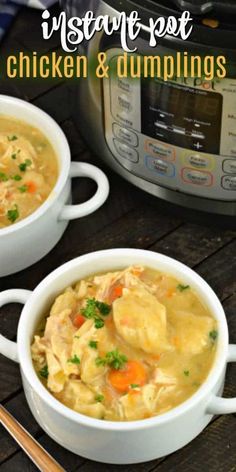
[0,249,236,464]
[0,95,109,276]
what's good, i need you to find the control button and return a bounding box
[223,159,236,174]
[113,123,138,147]
[117,78,133,93]
[114,139,139,163]
[155,121,168,130]
[222,175,236,191]
[146,156,175,178]
[193,142,204,150]
[145,140,175,161]
[191,131,205,139]
[182,168,213,187]
[184,153,213,170]
[109,62,141,132]
[117,94,132,113]
[114,111,134,129]
[173,127,185,135]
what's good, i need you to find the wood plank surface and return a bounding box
[152,414,236,472]
[0,392,42,464]
[0,4,236,472]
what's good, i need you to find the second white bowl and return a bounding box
[0,95,109,276]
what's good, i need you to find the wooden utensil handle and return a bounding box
[0,405,65,472]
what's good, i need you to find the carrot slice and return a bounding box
[25,181,37,193]
[73,314,86,329]
[108,360,147,393]
[110,284,124,303]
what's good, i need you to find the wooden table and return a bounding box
[0,6,236,472]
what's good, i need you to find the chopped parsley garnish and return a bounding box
[81,298,99,319]
[177,284,190,292]
[130,384,140,389]
[95,394,104,403]
[19,185,28,193]
[74,335,80,339]
[184,370,190,377]
[67,354,80,365]
[81,298,111,330]
[96,349,128,370]
[209,330,218,341]
[89,340,98,349]
[39,365,49,379]
[95,300,111,316]
[0,172,8,182]
[11,150,20,160]
[7,135,18,142]
[96,357,106,367]
[94,318,104,329]
[19,159,32,172]
[12,174,22,181]
[7,205,19,223]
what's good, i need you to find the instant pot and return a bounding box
[63,0,236,219]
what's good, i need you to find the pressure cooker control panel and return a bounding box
[103,49,236,201]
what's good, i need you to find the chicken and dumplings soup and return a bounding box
[31,266,218,421]
[0,116,58,228]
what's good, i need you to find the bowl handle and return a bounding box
[59,162,109,221]
[206,344,236,414]
[0,289,32,363]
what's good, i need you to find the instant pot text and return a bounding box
[41,9,193,53]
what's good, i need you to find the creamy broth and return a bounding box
[0,116,58,228]
[31,266,217,421]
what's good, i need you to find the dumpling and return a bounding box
[113,285,170,355]
[171,310,215,354]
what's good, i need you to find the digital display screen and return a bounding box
[141,79,223,154]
